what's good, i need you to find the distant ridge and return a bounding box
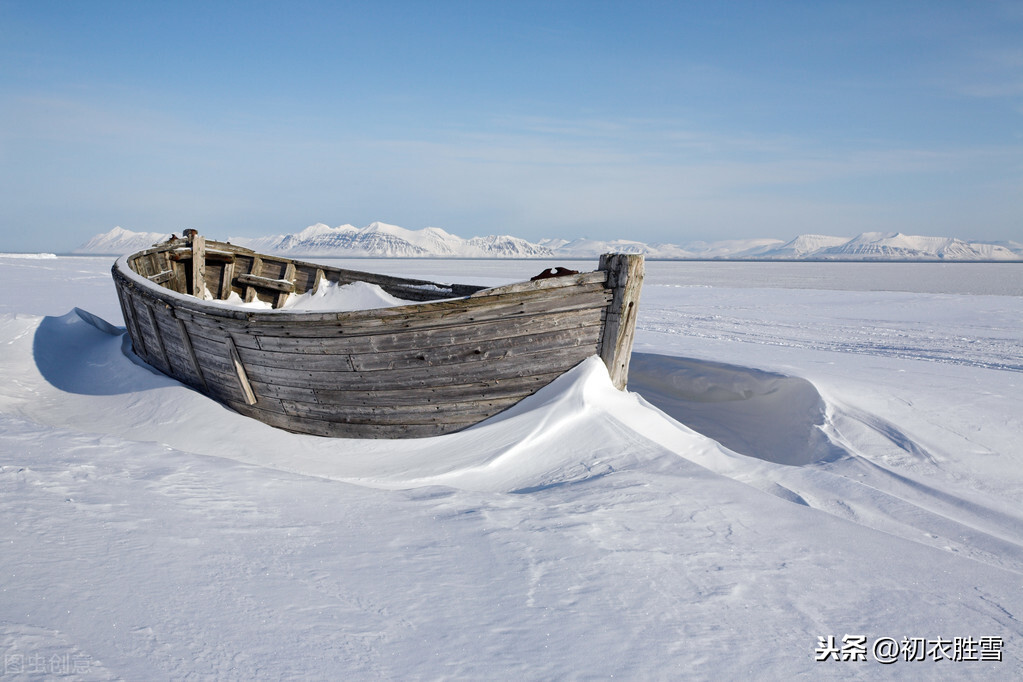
[76,224,1023,261]
[234,222,552,258]
[76,226,173,255]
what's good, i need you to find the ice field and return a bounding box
[1,256,1021,679]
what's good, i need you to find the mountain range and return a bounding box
[76,223,1023,261]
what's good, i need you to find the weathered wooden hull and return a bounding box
[112,234,643,438]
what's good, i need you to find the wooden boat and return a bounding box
[112,230,643,438]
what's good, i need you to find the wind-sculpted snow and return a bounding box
[2,257,1022,677]
[629,353,847,466]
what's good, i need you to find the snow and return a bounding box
[2,257,1022,678]
[209,280,419,312]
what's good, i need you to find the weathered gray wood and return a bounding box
[281,394,524,424]
[348,324,600,372]
[274,262,296,308]
[142,302,172,372]
[168,260,187,294]
[224,334,257,405]
[112,234,643,438]
[147,270,174,284]
[243,256,262,303]
[117,291,148,360]
[223,322,598,375]
[237,344,596,392]
[242,308,604,356]
[174,317,209,391]
[598,253,644,390]
[467,270,606,298]
[204,249,235,263]
[236,272,296,294]
[191,234,207,300]
[312,372,563,406]
[218,261,235,300]
[230,404,480,438]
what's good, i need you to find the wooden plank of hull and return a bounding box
[242,308,603,355]
[138,302,171,372]
[311,371,564,406]
[117,289,148,361]
[190,348,574,415]
[201,322,599,376]
[236,343,598,392]
[186,310,602,368]
[281,394,525,422]
[347,324,601,372]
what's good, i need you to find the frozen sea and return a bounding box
[1,256,1021,679]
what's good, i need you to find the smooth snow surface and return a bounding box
[1,258,1021,678]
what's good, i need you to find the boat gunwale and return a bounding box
[113,247,610,325]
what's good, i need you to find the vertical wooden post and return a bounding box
[598,253,644,390]
[190,232,207,300]
[244,256,262,303]
[218,261,235,300]
[274,262,296,308]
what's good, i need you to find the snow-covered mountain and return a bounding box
[231,222,553,258]
[538,237,662,258]
[783,232,1019,261]
[75,226,173,254]
[76,225,1021,261]
[755,234,851,259]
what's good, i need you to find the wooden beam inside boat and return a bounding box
[236,273,297,294]
[190,232,207,300]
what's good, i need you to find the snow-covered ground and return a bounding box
[1,256,1020,679]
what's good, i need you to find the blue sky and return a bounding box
[2,0,1021,251]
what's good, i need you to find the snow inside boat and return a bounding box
[112,230,643,438]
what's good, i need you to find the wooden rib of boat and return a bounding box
[111,230,643,438]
